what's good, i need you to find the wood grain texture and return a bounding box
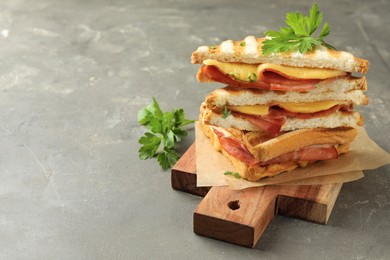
[194,186,276,247]
[276,184,342,224]
[171,143,342,247]
[171,144,210,197]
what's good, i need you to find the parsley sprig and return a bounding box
[262,3,336,55]
[137,98,194,170]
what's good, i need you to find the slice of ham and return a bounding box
[261,145,338,166]
[200,65,271,90]
[200,65,322,92]
[259,71,320,91]
[232,112,285,136]
[269,75,349,92]
[212,127,260,166]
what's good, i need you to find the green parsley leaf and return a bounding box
[137,97,163,125]
[157,148,180,170]
[224,171,242,179]
[138,133,162,160]
[285,11,307,36]
[171,128,187,142]
[308,3,323,35]
[137,98,195,170]
[263,3,336,54]
[147,117,162,133]
[222,104,231,119]
[137,108,152,125]
[164,130,175,149]
[319,22,330,38]
[240,41,246,46]
[161,111,174,134]
[173,108,194,128]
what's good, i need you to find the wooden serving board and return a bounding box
[171,143,342,248]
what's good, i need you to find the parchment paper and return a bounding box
[195,122,390,189]
[225,170,364,190]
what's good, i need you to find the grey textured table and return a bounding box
[0,0,389,259]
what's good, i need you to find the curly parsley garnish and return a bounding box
[262,3,336,55]
[137,98,194,170]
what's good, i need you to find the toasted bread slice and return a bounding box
[202,106,363,132]
[192,36,368,74]
[205,85,369,107]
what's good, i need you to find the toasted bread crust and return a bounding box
[192,36,369,74]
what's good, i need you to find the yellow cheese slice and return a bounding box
[257,64,346,80]
[278,101,343,113]
[229,105,269,116]
[203,59,257,81]
[203,59,346,81]
[229,101,345,115]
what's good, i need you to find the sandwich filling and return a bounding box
[211,127,339,167]
[214,101,353,135]
[198,59,348,92]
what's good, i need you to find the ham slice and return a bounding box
[261,145,338,166]
[259,71,319,91]
[212,127,260,166]
[200,65,323,92]
[200,66,270,90]
[232,112,285,136]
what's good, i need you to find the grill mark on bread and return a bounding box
[192,36,369,74]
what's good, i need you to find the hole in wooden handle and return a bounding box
[227,200,240,210]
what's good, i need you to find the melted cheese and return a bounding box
[278,101,343,113]
[203,59,346,81]
[257,64,346,80]
[203,59,257,81]
[229,105,269,116]
[230,101,345,115]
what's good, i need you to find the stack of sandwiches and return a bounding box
[192,36,369,181]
